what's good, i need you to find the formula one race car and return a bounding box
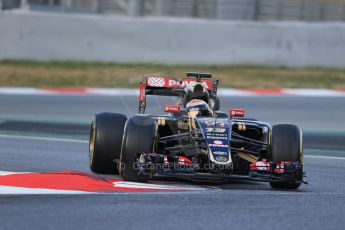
[89,72,307,189]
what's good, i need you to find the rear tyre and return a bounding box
[120,115,157,182]
[89,113,127,174]
[270,124,303,190]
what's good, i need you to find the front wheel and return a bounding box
[89,113,127,174]
[269,124,303,190]
[120,115,157,182]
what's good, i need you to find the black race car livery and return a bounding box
[89,72,307,189]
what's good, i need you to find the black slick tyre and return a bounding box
[89,113,127,174]
[270,124,303,190]
[120,115,157,182]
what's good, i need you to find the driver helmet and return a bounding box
[183,82,209,106]
[185,99,212,118]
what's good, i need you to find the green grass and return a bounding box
[1,60,345,89]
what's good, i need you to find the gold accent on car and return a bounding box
[237,152,259,163]
[157,117,166,126]
[178,120,189,130]
[191,118,197,130]
[242,123,246,131]
[238,122,246,131]
[238,123,243,131]
[89,120,96,167]
[300,128,304,163]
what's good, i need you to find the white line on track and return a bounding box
[0,134,88,143]
[0,171,30,176]
[0,185,93,194]
[114,181,206,191]
[304,155,345,160]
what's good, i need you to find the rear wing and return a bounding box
[139,75,219,114]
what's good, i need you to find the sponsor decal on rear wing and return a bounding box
[145,76,213,90]
[138,76,218,114]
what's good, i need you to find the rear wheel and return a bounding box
[120,115,157,182]
[89,113,127,174]
[270,124,303,189]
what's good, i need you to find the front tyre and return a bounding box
[89,113,127,174]
[270,124,303,190]
[120,115,157,182]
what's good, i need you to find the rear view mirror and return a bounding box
[229,109,245,119]
[164,105,180,113]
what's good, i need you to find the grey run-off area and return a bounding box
[0,94,343,131]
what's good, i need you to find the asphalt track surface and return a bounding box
[0,95,344,230]
[0,94,344,131]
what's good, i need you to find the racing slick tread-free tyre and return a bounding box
[270,124,302,190]
[89,113,127,174]
[120,116,157,182]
